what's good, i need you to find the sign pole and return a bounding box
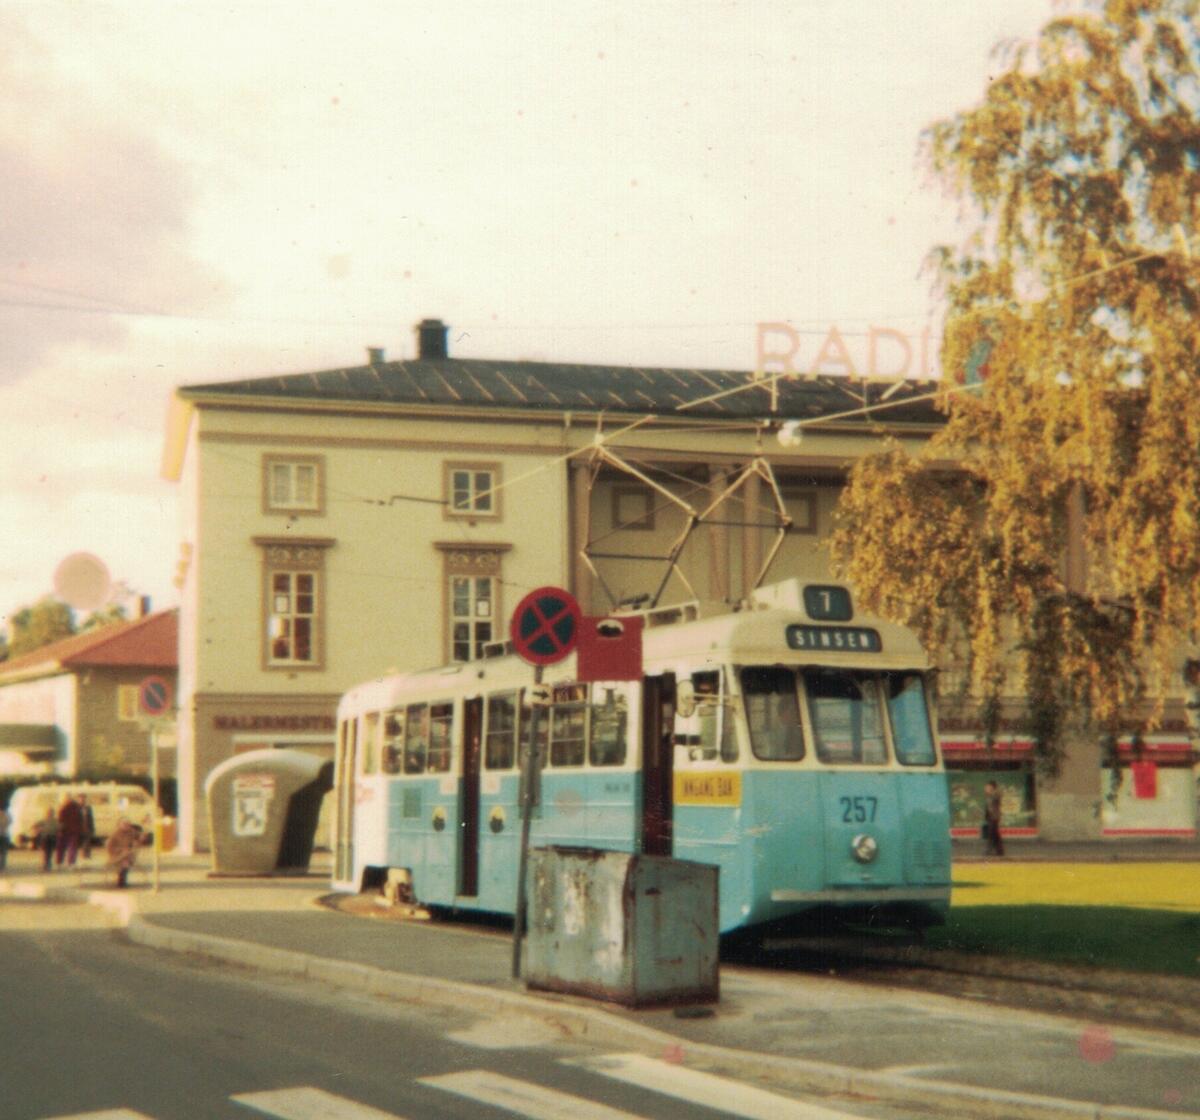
[151,725,161,894]
[512,665,544,979]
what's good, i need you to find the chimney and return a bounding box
[415,318,449,360]
[139,595,152,618]
[367,347,386,365]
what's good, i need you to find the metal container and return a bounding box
[524,846,718,1007]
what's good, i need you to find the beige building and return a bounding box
[162,319,1198,850]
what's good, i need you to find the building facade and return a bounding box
[0,610,178,780]
[162,319,1198,850]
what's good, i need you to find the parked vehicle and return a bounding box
[6,783,154,847]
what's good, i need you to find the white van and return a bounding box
[6,783,155,847]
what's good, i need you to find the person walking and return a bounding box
[0,804,10,871]
[33,807,58,871]
[983,780,1005,857]
[77,793,96,860]
[106,818,141,888]
[55,792,84,868]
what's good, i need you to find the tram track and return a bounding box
[727,934,1200,1037]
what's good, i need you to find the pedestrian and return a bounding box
[55,792,84,868]
[982,780,1005,857]
[33,807,58,871]
[106,818,141,888]
[0,803,10,872]
[77,793,95,860]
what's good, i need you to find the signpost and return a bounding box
[509,587,579,978]
[138,675,175,894]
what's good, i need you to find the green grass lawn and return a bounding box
[925,904,1200,977]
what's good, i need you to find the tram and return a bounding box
[331,580,952,934]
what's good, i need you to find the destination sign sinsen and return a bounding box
[786,624,882,653]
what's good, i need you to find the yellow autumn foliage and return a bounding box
[831,0,1200,768]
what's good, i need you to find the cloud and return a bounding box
[0,12,223,385]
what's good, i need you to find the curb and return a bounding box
[118,907,1198,1120]
[7,875,1196,1120]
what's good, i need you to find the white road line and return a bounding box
[420,1069,645,1120]
[41,1113,156,1120]
[232,1087,406,1120]
[569,1052,863,1120]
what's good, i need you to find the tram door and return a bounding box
[333,718,357,883]
[640,673,676,856]
[458,697,483,897]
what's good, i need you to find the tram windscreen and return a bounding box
[803,669,887,764]
[742,666,805,760]
[885,673,937,766]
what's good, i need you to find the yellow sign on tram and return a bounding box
[674,770,741,806]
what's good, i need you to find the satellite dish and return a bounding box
[53,552,112,611]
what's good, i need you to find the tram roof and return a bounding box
[339,597,929,714]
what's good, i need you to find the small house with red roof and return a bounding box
[0,609,178,778]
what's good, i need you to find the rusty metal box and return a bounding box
[524,846,719,1007]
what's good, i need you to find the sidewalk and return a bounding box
[3,848,1199,1120]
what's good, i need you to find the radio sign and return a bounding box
[787,625,882,653]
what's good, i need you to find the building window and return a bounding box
[612,484,655,531]
[268,571,318,664]
[445,462,501,520]
[264,456,323,514]
[117,685,140,722]
[782,489,818,534]
[254,537,334,670]
[451,575,495,662]
[436,542,511,663]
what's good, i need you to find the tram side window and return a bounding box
[742,666,805,761]
[805,670,887,765]
[427,702,453,772]
[675,671,737,763]
[485,691,519,770]
[382,709,404,774]
[549,683,588,767]
[589,684,628,766]
[361,712,380,775]
[403,704,429,773]
[886,673,937,766]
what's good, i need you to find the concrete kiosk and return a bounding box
[204,748,333,875]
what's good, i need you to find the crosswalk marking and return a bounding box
[232,1087,405,1120]
[570,1052,863,1120]
[420,1070,644,1120]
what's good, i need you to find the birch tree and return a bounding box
[831,0,1200,770]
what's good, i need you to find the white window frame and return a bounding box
[264,455,323,514]
[445,462,501,520]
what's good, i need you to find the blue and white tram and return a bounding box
[331,581,952,933]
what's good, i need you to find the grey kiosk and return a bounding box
[205,748,333,875]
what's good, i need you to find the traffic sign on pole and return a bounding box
[138,675,174,718]
[510,586,581,666]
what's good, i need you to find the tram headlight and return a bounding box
[850,833,878,864]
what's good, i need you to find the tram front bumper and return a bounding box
[770,886,951,904]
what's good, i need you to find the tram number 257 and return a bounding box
[839,795,878,823]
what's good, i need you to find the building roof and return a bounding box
[0,610,178,683]
[180,354,945,427]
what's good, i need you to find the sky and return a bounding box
[0,0,1058,629]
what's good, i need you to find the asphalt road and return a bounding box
[0,899,920,1120]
